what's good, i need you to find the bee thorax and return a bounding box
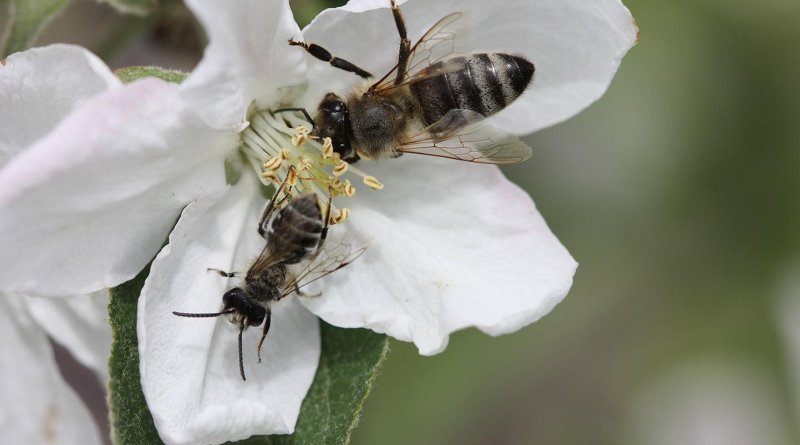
[349,93,407,159]
[245,266,288,303]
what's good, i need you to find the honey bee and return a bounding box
[284,0,534,164]
[172,174,364,381]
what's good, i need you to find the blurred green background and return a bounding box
[16,0,800,443]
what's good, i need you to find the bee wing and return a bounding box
[399,109,532,164]
[247,242,282,277]
[372,12,468,91]
[281,242,366,298]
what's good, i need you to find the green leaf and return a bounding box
[114,65,187,84]
[99,0,159,16]
[108,267,163,444]
[260,323,390,445]
[109,270,389,445]
[1,0,67,56]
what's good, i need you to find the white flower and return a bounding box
[0,290,111,445]
[0,0,637,443]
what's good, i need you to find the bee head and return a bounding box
[315,93,358,162]
[222,287,266,327]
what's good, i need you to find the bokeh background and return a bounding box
[10,0,800,443]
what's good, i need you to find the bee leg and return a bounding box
[258,166,297,238]
[207,268,240,278]
[271,107,315,129]
[288,39,373,79]
[391,0,411,85]
[293,280,322,299]
[256,307,272,364]
[316,188,334,252]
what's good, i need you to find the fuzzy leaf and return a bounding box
[108,267,163,444]
[1,0,67,56]
[247,323,390,445]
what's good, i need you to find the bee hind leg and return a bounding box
[295,282,322,299]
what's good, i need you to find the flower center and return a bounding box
[239,109,382,225]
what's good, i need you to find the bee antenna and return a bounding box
[172,309,235,318]
[238,326,246,381]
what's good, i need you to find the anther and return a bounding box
[322,138,334,158]
[343,180,356,197]
[333,159,349,177]
[363,176,384,190]
[292,126,310,146]
[263,156,283,171]
[331,207,350,224]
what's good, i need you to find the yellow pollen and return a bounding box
[292,126,310,146]
[333,159,349,177]
[363,176,384,190]
[297,156,312,171]
[322,138,334,158]
[343,179,356,197]
[331,207,350,224]
[286,167,299,186]
[262,171,280,183]
[263,156,283,171]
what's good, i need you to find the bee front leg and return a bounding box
[288,39,373,79]
[256,307,272,364]
[391,0,411,85]
[207,268,241,278]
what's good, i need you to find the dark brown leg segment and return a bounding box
[289,39,372,79]
[391,0,411,85]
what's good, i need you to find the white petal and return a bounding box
[300,0,637,134]
[302,156,577,354]
[0,293,103,445]
[139,175,320,445]
[0,44,120,164]
[26,290,111,382]
[0,78,232,297]
[182,0,306,130]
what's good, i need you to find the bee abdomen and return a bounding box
[267,194,323,265]
[411,53,535,127]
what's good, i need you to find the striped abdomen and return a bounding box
[409,53,535,127]
[266,194,323,265]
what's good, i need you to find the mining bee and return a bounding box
[283,0,534,164]
[172,171,364,381]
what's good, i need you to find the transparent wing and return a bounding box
[280,242,367,298]
[246,243,281,278]
[399,109,532,164]
[372,12,468,91]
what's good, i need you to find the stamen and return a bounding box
[240,109,384,225]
